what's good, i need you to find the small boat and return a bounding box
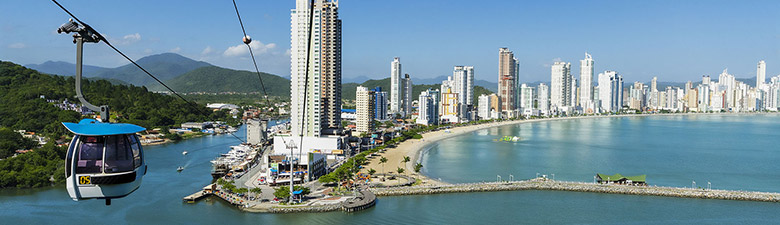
[177,166,184,172]
[182,151,188,156]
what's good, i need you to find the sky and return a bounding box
[1,0,779,84]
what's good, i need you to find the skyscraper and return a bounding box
[579,53,594,111]
[758,60,766,89]
[598,71,619,112]
[417,89,439,125]
[498,48,517,117]
[551,61,572,109]
[538,83,549,116]
[373,87,387,120]
[452,66,475,106]
[403,73,413,117]
[290,0,341,137]
[355,86,374,135]
[390,57,402,116]
[478,94,492,120]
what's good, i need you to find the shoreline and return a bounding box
[364,112,776,185]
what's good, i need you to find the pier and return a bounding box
[371,179,780,203]
[183,184,216,203]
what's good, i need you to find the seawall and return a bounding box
[371,179,780,203]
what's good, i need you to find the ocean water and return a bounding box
[1,114,778,224]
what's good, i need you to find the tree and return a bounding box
[368,168,376,176]
[273,187,290,200]
[402,156,411,169]
[379,156,388,179]
[414,163,423,174]
[396,167,405,185]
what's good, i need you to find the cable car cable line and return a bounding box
[51,0,246,144]
[231,0,273,108]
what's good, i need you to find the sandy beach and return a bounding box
[361,112,770,185]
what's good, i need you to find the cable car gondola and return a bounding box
[57,18,148,205]
[63,119,147,205]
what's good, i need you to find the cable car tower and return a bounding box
[57,19,148,205]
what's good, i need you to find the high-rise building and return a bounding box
[452,66,475,106]
[441,87,460,123]
[355,86,374,135]
[579,53,594,111]
[598,71,620,112]
[538,83,549,116]
[551,61,573,110]
[611,74,624,112]
[417,89,440,125]
[498,48,517,116]
[520,83,534,110]
[373,87,387,120]
[290,0,342,137]
[757,60,766,89]
[478,94,492,120]
[403,73,413,117]
[390,57,402,116]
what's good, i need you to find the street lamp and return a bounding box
[707,181,711,191]
[509,174,514,182]
[692,180,696,189]
[497,175,501,182]
[551,174,555,181]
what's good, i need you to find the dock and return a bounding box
[183,184,216,203]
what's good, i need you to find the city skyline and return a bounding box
[1,1,777,83]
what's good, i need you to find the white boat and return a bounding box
[182,151,188,155]
[177,166,184,172]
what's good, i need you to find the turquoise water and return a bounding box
[1,115,779,224]
[422,114,780,192]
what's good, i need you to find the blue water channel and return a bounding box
[1,114,778,224]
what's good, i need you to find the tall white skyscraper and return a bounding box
[417,89,439,125]
[390,57,402,116]
[551,61,572,109]
[452,66,475,106]
[598,71,619,112]
[520,83,533,110]
[757,60,766,89]
[403,74,413,117]
[579,53,594,111]
[478,94,492,120]
[290,0,341,137]
[538,83,549,116]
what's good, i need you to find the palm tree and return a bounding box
[402,156,411,169]
[379,156,388,179]
[414,163,423,175]
[396,167,405,185]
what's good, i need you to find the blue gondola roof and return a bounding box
[62,119,146,136]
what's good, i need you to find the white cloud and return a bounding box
[109,33,142,45]
[223,41,276,57]
[8,43,25,49]
[201,46,214,55]
[170,47,182,53]
[285,49,292,56]
[123,33,141,42]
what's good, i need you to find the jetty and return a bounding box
[183,184,216,203]
[371,179,780,203]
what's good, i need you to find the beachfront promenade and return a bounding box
[371,178,780,203]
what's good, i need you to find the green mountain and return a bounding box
[92,53,211,86]
[341,78,494,103]
[147,66,291,96]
